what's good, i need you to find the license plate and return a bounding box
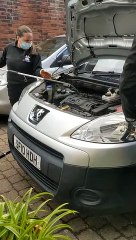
[14,136,41,170]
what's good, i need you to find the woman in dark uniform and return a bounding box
[0,25,51,106]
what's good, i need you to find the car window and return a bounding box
[37,36,66,60]
[50,47,70,68]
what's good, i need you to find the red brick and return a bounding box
[0,0,66,51]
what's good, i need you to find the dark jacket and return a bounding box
[119,37,136,119]
[0,43,42,84]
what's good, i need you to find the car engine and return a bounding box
[31,76,121,118]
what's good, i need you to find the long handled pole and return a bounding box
[0,67,74,85]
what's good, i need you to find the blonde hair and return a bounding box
[16,25,32,37]
[16,25,37,54]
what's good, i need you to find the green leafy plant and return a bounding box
[0,188,77,240]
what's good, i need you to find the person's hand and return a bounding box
[121,119,136,142]
[40,69,52,80]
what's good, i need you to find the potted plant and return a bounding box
[0,188,76,239]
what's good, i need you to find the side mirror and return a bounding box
[57,55,71,66]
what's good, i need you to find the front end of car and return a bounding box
[8,80,136,215]
[8,0,136,214]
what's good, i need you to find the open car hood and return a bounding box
[65,0,136,67]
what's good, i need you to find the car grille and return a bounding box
[11,146,58,192]
[12,121,63,160]
[10,121,64,193]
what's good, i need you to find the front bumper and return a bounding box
[8,119,136,215]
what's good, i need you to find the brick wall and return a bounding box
[0,0,66,51]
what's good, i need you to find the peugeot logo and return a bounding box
[29,105,49,125]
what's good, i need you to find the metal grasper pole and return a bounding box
[0,68,74,84]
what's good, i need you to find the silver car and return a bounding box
[0,67,11,114]
[8,0,136,215]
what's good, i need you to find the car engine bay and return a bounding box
[31,75,121,118]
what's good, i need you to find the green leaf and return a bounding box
[53,234,72,240]
[30,198,51,218]
[42,207,76,235]
[19,219,43,239]
[4,224,20,238]
[29,191,53,204]
[19,188,33,229]
[5,200,16,223]
[49,223,72,233]
[0,202,5,218]
[0,228,9,238]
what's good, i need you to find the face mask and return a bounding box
[20,41,32,50]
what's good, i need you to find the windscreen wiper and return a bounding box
[92,71,121,76]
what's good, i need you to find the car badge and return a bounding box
[29,105,49,125]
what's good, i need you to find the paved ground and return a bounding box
[1,116,136,240]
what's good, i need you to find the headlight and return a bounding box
[71,113,128,143]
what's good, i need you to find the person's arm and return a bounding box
[119,37,136,141]
[0,47,7,68]
[32,53,42,76]
[119,36,136,120]
[32,53,52,80]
